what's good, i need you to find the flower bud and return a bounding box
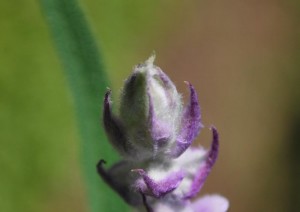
[103,54,202,160]
[119,55,182,159]
[99,55,228,212]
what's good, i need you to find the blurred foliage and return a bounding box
[40,0,129,211]
[0,1,80,211]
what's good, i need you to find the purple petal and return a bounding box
[133,169,185,198]
[96,160,142,205]
[183,127,219,199]
[103,89,135,157]
[191,195,229,212]
[171,82,203,158]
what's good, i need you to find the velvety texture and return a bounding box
[98,55,229,211]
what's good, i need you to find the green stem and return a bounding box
[39,0,129,211]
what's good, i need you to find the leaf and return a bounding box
[39,0,130,211]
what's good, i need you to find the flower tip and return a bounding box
[104,89,112,103]
[96,159,107,172]
[105,87,111,95]
[131,169,145,175]
[99,159,107,164]
[209,126,219,144]
[184,81,194,90]
[183,81,190,85]
[145,52,156,66]
[209,125,217,132]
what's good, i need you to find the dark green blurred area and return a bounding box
[1,0,300,212]
[0,1,81,211]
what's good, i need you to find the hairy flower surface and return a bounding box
[97,55,229,212]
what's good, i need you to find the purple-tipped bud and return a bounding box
[99,55,228,212]
[119,54,183,159]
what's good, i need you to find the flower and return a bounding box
[97,54,229,212]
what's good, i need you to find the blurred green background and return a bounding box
[1,0,299,211]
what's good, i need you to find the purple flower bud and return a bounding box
[98,55,229,212]
[119,54,183,159]
[104,54,203,160]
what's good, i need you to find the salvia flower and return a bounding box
[97,55,229,212]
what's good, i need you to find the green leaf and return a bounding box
[39,0,130,211]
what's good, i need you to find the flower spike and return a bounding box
[98,55,228,211]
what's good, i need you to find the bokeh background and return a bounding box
[1,0,300,211]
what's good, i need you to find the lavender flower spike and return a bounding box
[98,54,229,212]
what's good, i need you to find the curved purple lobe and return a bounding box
[133,169,185,198]
[171,82,203,158]
[183,127,219,199]
[103,89,134,157]
[96,160,142,206]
